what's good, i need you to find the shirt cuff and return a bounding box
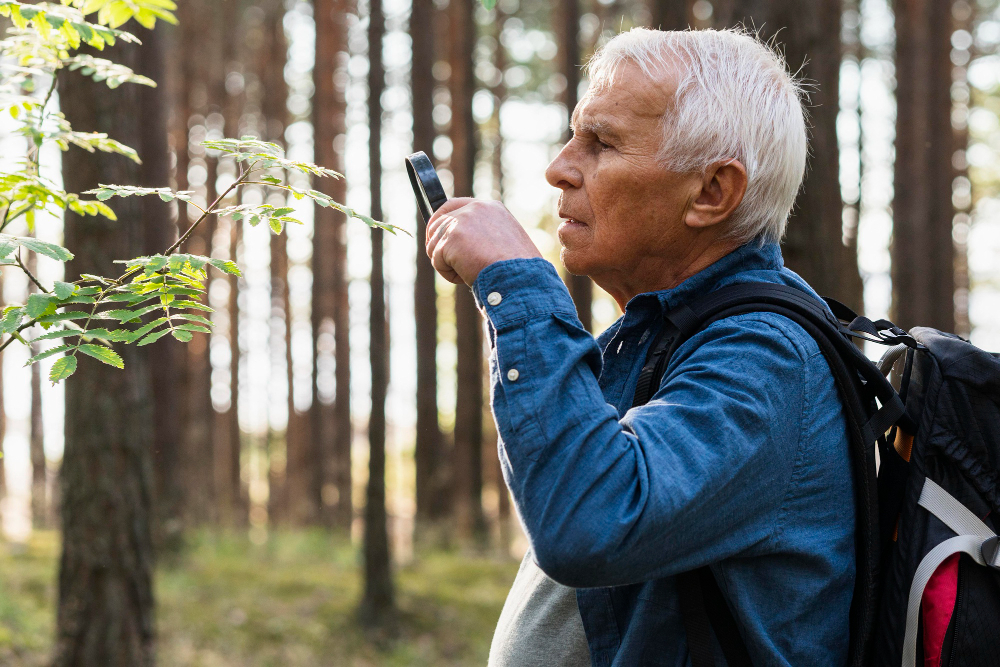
[472,258,581,330]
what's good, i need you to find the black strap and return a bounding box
[631,282,910,667]
[678,570,721,667]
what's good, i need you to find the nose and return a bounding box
[545,142,583,191]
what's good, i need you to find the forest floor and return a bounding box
[0,530,519,666]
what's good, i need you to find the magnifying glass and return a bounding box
[405,151,447,223]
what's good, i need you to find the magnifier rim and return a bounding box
[405,151,447,222]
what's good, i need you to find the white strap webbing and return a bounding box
[900,478,995,667]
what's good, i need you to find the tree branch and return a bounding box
[164,164,253,256]
[17,251,48,293]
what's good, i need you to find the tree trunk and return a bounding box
[891,0,956,331]
[27,251,47,529]
[714,1,863,312]
[360,0,394,623]
[154,19,187,548]
[175,0,223,526]
[256,0,302,525]
[313,0,353,530]
[560,0,593,332]
[0,271,6,522]
[450,0,487,543]
[56,28,164,666]
[411,0,448,536]
[650,0,690,30]
[490,5,511,553]
[215,0,247,528]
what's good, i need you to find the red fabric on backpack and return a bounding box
[921,553,959,667]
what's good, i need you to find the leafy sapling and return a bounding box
[0,1,401,383]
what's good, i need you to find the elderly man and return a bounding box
[426,28,853,666]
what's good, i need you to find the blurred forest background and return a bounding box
[2,0,1000,664]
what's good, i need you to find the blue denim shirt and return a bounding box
[472,242,855,667]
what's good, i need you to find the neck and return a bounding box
[595,238,739,310]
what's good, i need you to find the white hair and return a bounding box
[585,27,809,245]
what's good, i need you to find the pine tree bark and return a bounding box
[56,27,165,666]
[361,0,394,622]
[450,0,487,543]
[411,0,448,531]
[313,0,353,529]
[713,1,863,312]
[560,0,593,332]
[891,0,956,331]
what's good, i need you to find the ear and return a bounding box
[683,160,748,230]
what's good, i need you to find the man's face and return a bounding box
[545,61,702,288]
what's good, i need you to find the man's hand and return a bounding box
[425,198,542,285]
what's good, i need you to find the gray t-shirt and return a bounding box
[488,550,592,667]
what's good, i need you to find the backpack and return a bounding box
[629,283,1000,667]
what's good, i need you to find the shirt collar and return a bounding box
[623,241,784,317]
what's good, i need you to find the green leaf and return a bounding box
[268,217,283,235]
[30,329,80,343]
[78,328,128,342]
[0,235,74,262]
[161,287,202,296]
[21,237,74,261]
[53,281,76,299]
[26,293,56,319]
[1,306,24,334]
[172,323,211,334]
[37,311,90,324]
[25,344,74,366]
[126,317,168,341]
[172,300,214,312]
[170,313,211,326]
[271,207,295,217]
[207,259,241,277]
[171,329,193,342]
[77,343,124,368]
[137,328,170,346]
[101,304,161,322]
[49,355,77,384]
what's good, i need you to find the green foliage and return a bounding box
[0,2,397,383]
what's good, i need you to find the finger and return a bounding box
[424,215,448,260]
[430,239,461,284]
[426,197,475,228]
[426,214,455,258]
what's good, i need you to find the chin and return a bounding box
[559,247,593,277]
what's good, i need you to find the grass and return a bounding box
[0,530,519,666]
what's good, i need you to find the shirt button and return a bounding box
[507,368,520,382]
[487,291,503,306]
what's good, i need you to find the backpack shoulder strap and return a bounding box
[631,282,909,667]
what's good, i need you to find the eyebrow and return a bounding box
[570,111,623,142]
